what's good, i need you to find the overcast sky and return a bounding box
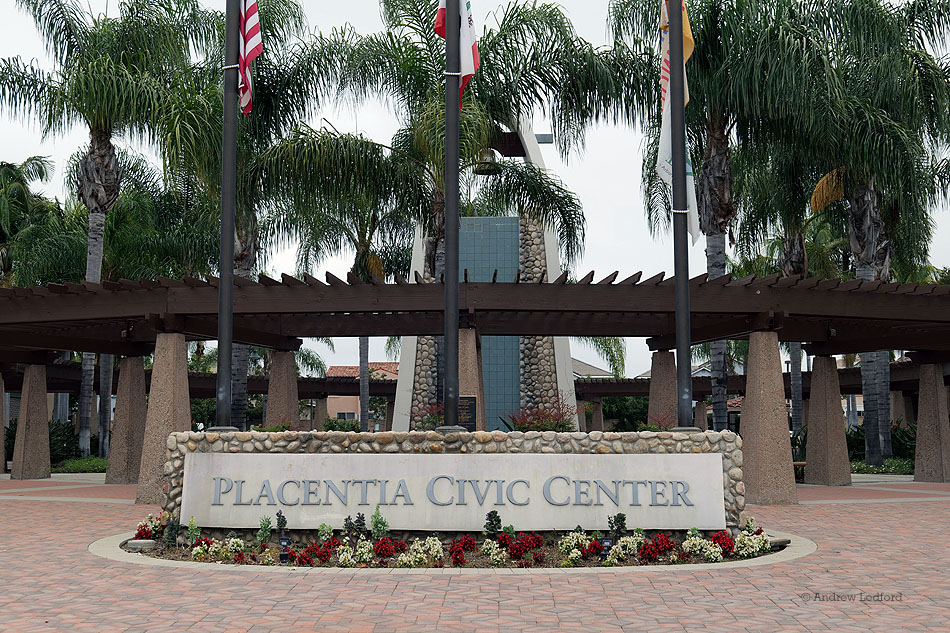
[2,1,949,376]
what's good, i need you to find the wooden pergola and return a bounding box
[0,271,949,356]
[4,270,949,489]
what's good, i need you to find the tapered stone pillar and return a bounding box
[647,351,677,429]
[741,331,798,504]
[693,402,707,430]
[384,400,395,432]
[589,397,604,432]
[11,365,50,479]
[105,357,147,484]
[804,356,851,485]
[137,333,190,504]
[265,351,299,427]
[0,373,6,474]
[459,329,487,431]
[575,400,588,432]
[914,364,950,482]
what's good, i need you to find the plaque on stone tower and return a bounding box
[458,396,477,431]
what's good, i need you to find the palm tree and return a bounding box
[0,156,54,283]
[258,129,417,430]
[805,0,950,464]
[159,0,339,429]
[0,0,203,455]
[610,0,841,431]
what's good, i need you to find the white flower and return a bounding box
[396,537,444,568]
[557,532,591,555]
[734,531,770,558]
[566,548,583,565]
[604,533,645,566]
[337,544,357,567]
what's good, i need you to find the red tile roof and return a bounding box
[326,362,400,378]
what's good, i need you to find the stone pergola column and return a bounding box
[105,357,147,485]
[588,396,604,431]
[575,399,588,432]
[804,356,851,485]
[693,402,707,430]
[741,331,798,504]
[647,351,677,429]
[137,333,190,504]
[310,396,328,431]
[11,365,50,480]
[384,399,395,432]
[459,328,487,431]
[0,373,6,474]
[265,351,298,427]
[914,363,950,482]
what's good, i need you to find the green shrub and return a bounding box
[5,420,98,465]
[370,505,389,539]
[850,458,914,474]
[324,418,360,432]
[251,423,291,433]
[483,510,502,539]
[51,456,107,473]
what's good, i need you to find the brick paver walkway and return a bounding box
[1,474,948,633]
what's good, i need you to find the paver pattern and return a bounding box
[0,474,948,633]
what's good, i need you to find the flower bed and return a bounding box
[125,510,776,569]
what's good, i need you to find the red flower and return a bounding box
[710,530,735,556]
[459,534,477,551]
[374,538,396,558]
[134,526,153,540]
[532,550,545,564]
[394,540,408,553]
[497,533,512,549]
[652,532,675,553]
[449,539,468,566]
[638,541,660,562]
[508,540,529,560]
[583,539,604,559]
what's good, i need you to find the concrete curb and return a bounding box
[88,529,816,575]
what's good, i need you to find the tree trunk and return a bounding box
[98,354,113,457]
[707,232,729,431]
[697,118,734,433]
[790,342,803,432]
[76,129,120,456]
[230,231,257,430]
[359,336,370,431]
[846,394,858,429]
[849,181,890,466]
[425,192,447,406]
[879,353,892,458]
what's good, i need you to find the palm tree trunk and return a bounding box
[846,394,858,429]
[879,353,892,458]
[97,355,113,457]
[697,118,734,433]
[849,181,889,466]
[707,232,729,431]
[230,234,257,430]
[359,336,370,431]
[790,342,803,432]
[76,128,120,456]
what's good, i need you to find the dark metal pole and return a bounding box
[443,0,461,427]
[215,0,239,430]
[669,1,694,429]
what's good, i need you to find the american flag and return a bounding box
[239,0,263,116]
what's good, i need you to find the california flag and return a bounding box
[435,0,481,104]
[656,0,700,243]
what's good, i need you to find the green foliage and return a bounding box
[256,517,273,548]
[323,419,360,432]
[608,513,627,539]
[50,456,107,473]
[251,423,291,433]
[845,420,916,463]
[163,519,180,548]
[370,505,389,540]
[483,511,502,539]
[276,510,287,533]
[318,523,334,543]
[501,392,577,432]
[601,396,650,432]
[850,458,914,475]
[5,420,96,465]
[190,399,216,431]
[186,517,201,546]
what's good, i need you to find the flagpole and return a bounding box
[443,0,461,427]
[214,0,240,430]
[668,1,695,429]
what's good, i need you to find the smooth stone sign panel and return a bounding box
[180,453,726,531]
